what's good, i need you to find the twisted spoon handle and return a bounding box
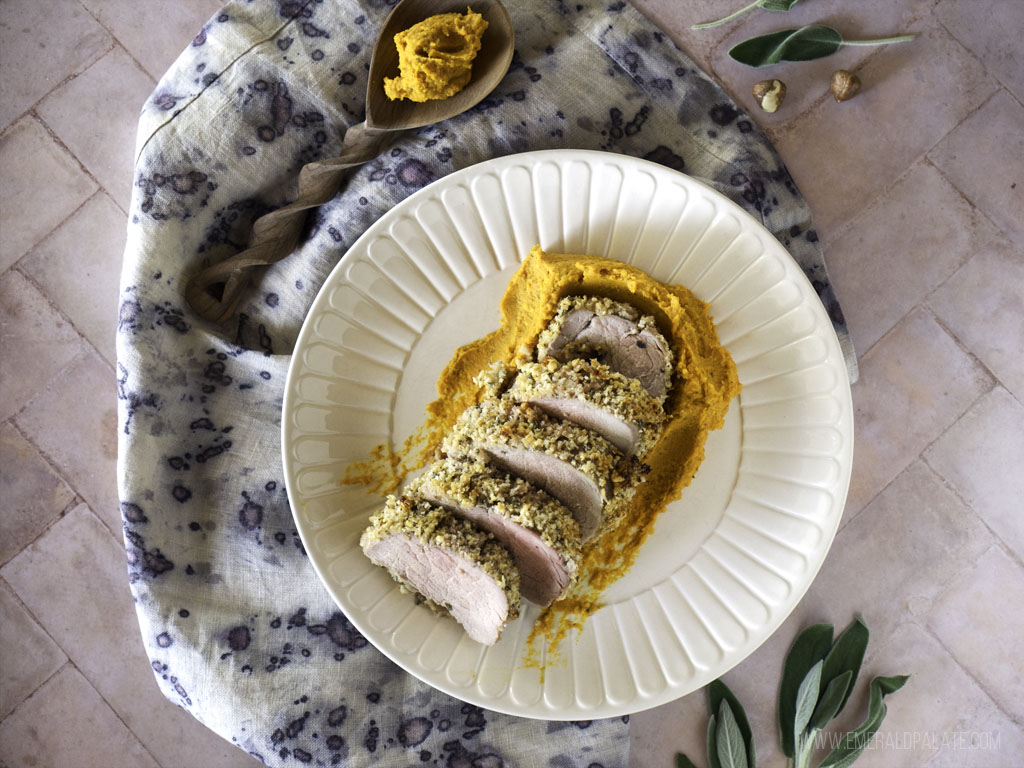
[185,121,391,323]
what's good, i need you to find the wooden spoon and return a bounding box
[185,0,514,323]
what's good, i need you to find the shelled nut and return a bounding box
[752,79,786,113]
[830,70,861,102]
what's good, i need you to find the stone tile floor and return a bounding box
[0,0,1021,766]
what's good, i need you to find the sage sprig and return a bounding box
[781,616,909,768]
[729,25,915,67]
[675,616,908,768]
[677,680,756,768]
[692,0,802,31]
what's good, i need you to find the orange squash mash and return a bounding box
[383,8,488,102]
[343,245,740,655]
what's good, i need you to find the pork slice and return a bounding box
[482,444,603,541]
[509,358,666,458]
[360,496,519,645]
[411,455,581,606]
[536,296,674,400]
[442,399,640,541]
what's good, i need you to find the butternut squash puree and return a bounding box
[342,245,741,657]
[383,9,488,102]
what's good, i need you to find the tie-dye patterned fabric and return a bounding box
[116,1,853,766]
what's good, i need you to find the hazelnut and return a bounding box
[752,79,786,113]
[830,70,861,102]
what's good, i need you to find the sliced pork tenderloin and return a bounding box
[360,495,520,645]
[508,357,666,458]
[442,398,643,540]
[536,296,674,400]
[411,452,581,607]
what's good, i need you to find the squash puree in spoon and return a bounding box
[384,8,489,102]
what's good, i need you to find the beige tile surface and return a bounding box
[0,664,160,768]
[37,47,156,212]
[927,89,1024,248]
[0,504,263,768]
[0,421,75,566]
[798,460,992,639]
[13,350,120,536]
[772,20,998,237]
[20,191,128,366]
[827,160,999,353]
[928,238,1024,402]
[845,308,992,516]
[0,0,112,131]
[852,621,1024,768]
[0,578,67,719]
[0,116,98,270]
[925,545,1024,727]
[924,387,1024,562]
[0,269,87,421]
[935,0,1024,102]
[77,0,226,81]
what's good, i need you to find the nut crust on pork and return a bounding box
[411,453,581,606]
[536,295,674,400]
[509,357,665,458]
[442,398,644,539]
[360,495,520,645]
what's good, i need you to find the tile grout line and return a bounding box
[839,304,1000,521]
[2,508,169,766]
[73,0,168,85]
[0,658,74,724]
[0,573,156,761]
[923,304,1011,402]
[0,574,72,689]
[11,260,119,376]
[29,109,120,204]
[0,418,83,548]
[921,155,1012,245]
[0,419,123,550]
[918,571,1024,730]
[6,188,101,277]
[0,35,116,140]
[0,654,166,768]
[934,15,1024,108]
[6,332,124,544]
[919,449,1024,575]
[925,143,1023,250]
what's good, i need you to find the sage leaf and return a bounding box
[819,675,911,768]
[759,0,801,10]
[810,670,853,732]
[677,753,701,768]
[729,25,915,67]
[820,615,869,716]
[708,713,722,768]
[793,659,823,740]
[778,623,834,757]
[717,701,749,768]
[730,25,842,66]
[708,680,756,768]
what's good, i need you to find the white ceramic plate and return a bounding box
[282,149,853,719]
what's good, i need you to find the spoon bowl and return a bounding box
[185,0,515,323]
[367,0,515,132]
